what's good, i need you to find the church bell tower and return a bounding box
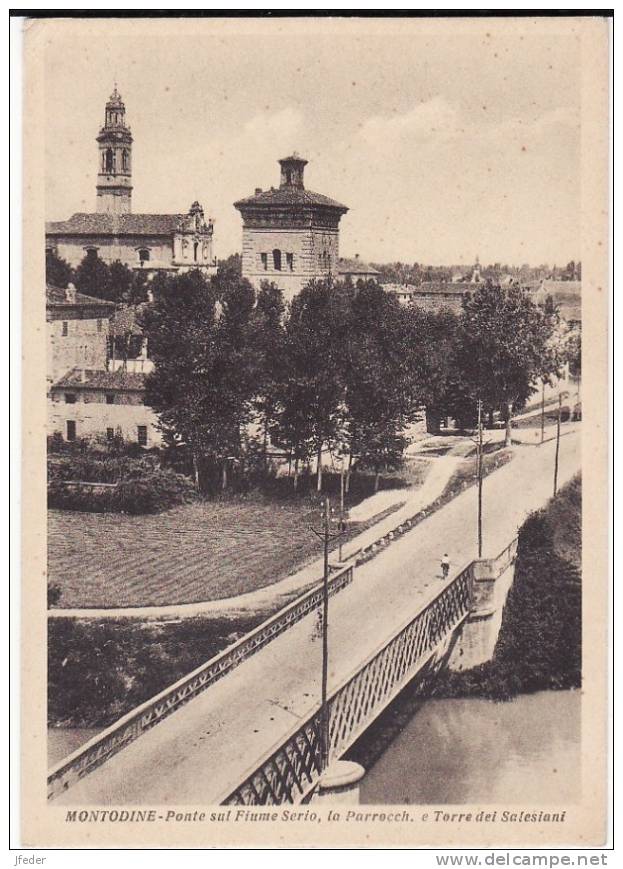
[96,86,133,214]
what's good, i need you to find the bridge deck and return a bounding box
[55,432,580,805]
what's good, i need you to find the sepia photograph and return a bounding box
[17,13,610,849]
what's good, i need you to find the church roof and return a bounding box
[234,187,348,212]
[46,212,189,237]
[52,368,147,392]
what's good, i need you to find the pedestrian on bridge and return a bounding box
[440,553,450,580]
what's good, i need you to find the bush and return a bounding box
[48,466,195,514]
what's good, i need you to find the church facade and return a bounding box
[234,155,349,300]
[46,88,216,275]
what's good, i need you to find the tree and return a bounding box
[457,284,562,445]
[342,281,417,491]
[252,282,286,471]
[46,250,74,289]
[142,269,258,493]
[271,280,352,491]
[74,253,114,301]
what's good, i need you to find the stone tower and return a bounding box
[234,154,348,301]
[96,86,133,214]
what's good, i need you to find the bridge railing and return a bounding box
[220,560,474,805]
[47,561,355,801]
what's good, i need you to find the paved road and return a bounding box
[56,432,580,805]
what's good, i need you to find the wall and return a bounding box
[47,317,109,385]
[51,235,174,270]
[48,396,162,446]
[242,226,339,301]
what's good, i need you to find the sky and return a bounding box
[42,17,582,267]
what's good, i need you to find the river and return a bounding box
[359,690,581,804]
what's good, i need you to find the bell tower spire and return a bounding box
[96,86,133,214]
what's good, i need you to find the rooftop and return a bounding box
[52,368,147,391]
[234,187,348,212]
[46,283,115,309]
[46,212,201,237]
[338,257,380,276]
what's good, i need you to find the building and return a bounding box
[47,282,160,446]
[384,281,469,312]
[46,283,114,386]
[337,256,380,282]
[48,369,161,447]
[45,87,216,275]
[234,154,348,300]
[534,279,581,330]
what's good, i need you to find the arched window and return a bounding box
[138,248,150,265]
[122,149,129,171]
[193,242,199,262]
[105,148,114,173]
[273,249,282,271]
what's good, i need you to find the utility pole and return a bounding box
[321,497,330,770]
[477,398,484,558]
[540,380,546,444]
[338,468,345,562]
[553,392,563,496]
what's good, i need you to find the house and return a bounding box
[46,283,114,386]
[337,256,380,282]
[48,368,161,447]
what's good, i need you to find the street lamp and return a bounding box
[553,391,569,496]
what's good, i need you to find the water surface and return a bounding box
[360,691,580,804]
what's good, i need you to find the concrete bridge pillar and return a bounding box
[311,760,366,804]
[448,552,517,671]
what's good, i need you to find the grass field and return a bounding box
[48,467,427,609]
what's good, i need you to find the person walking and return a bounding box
[440,553,450,580]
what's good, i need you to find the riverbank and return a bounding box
[346,474,581,772]
[430,473,581,700]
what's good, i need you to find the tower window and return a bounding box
[138,248,150,264]
[286,253,294,271]
[260,253,268,271]
[194,242,199,262]
[272,249,282,271]
[122,149,129,171]
[105,148,114,173]
[66,420,76,442]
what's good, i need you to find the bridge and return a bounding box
[48,431,580,805]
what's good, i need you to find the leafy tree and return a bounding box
[74,253,114,301]
[457,284,562,445]
[46,250,74,288]
[342,281,417,491]
[271,280,352,491]
[142,269,258,493]
[252,282,286,470]
[217,252,242,277]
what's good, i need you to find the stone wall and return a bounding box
[47,316,109,385]
[447,545,518,671]
[242,225,339,300]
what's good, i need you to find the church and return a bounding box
[45,87,216,275]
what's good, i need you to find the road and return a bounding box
[55,431,580,805]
